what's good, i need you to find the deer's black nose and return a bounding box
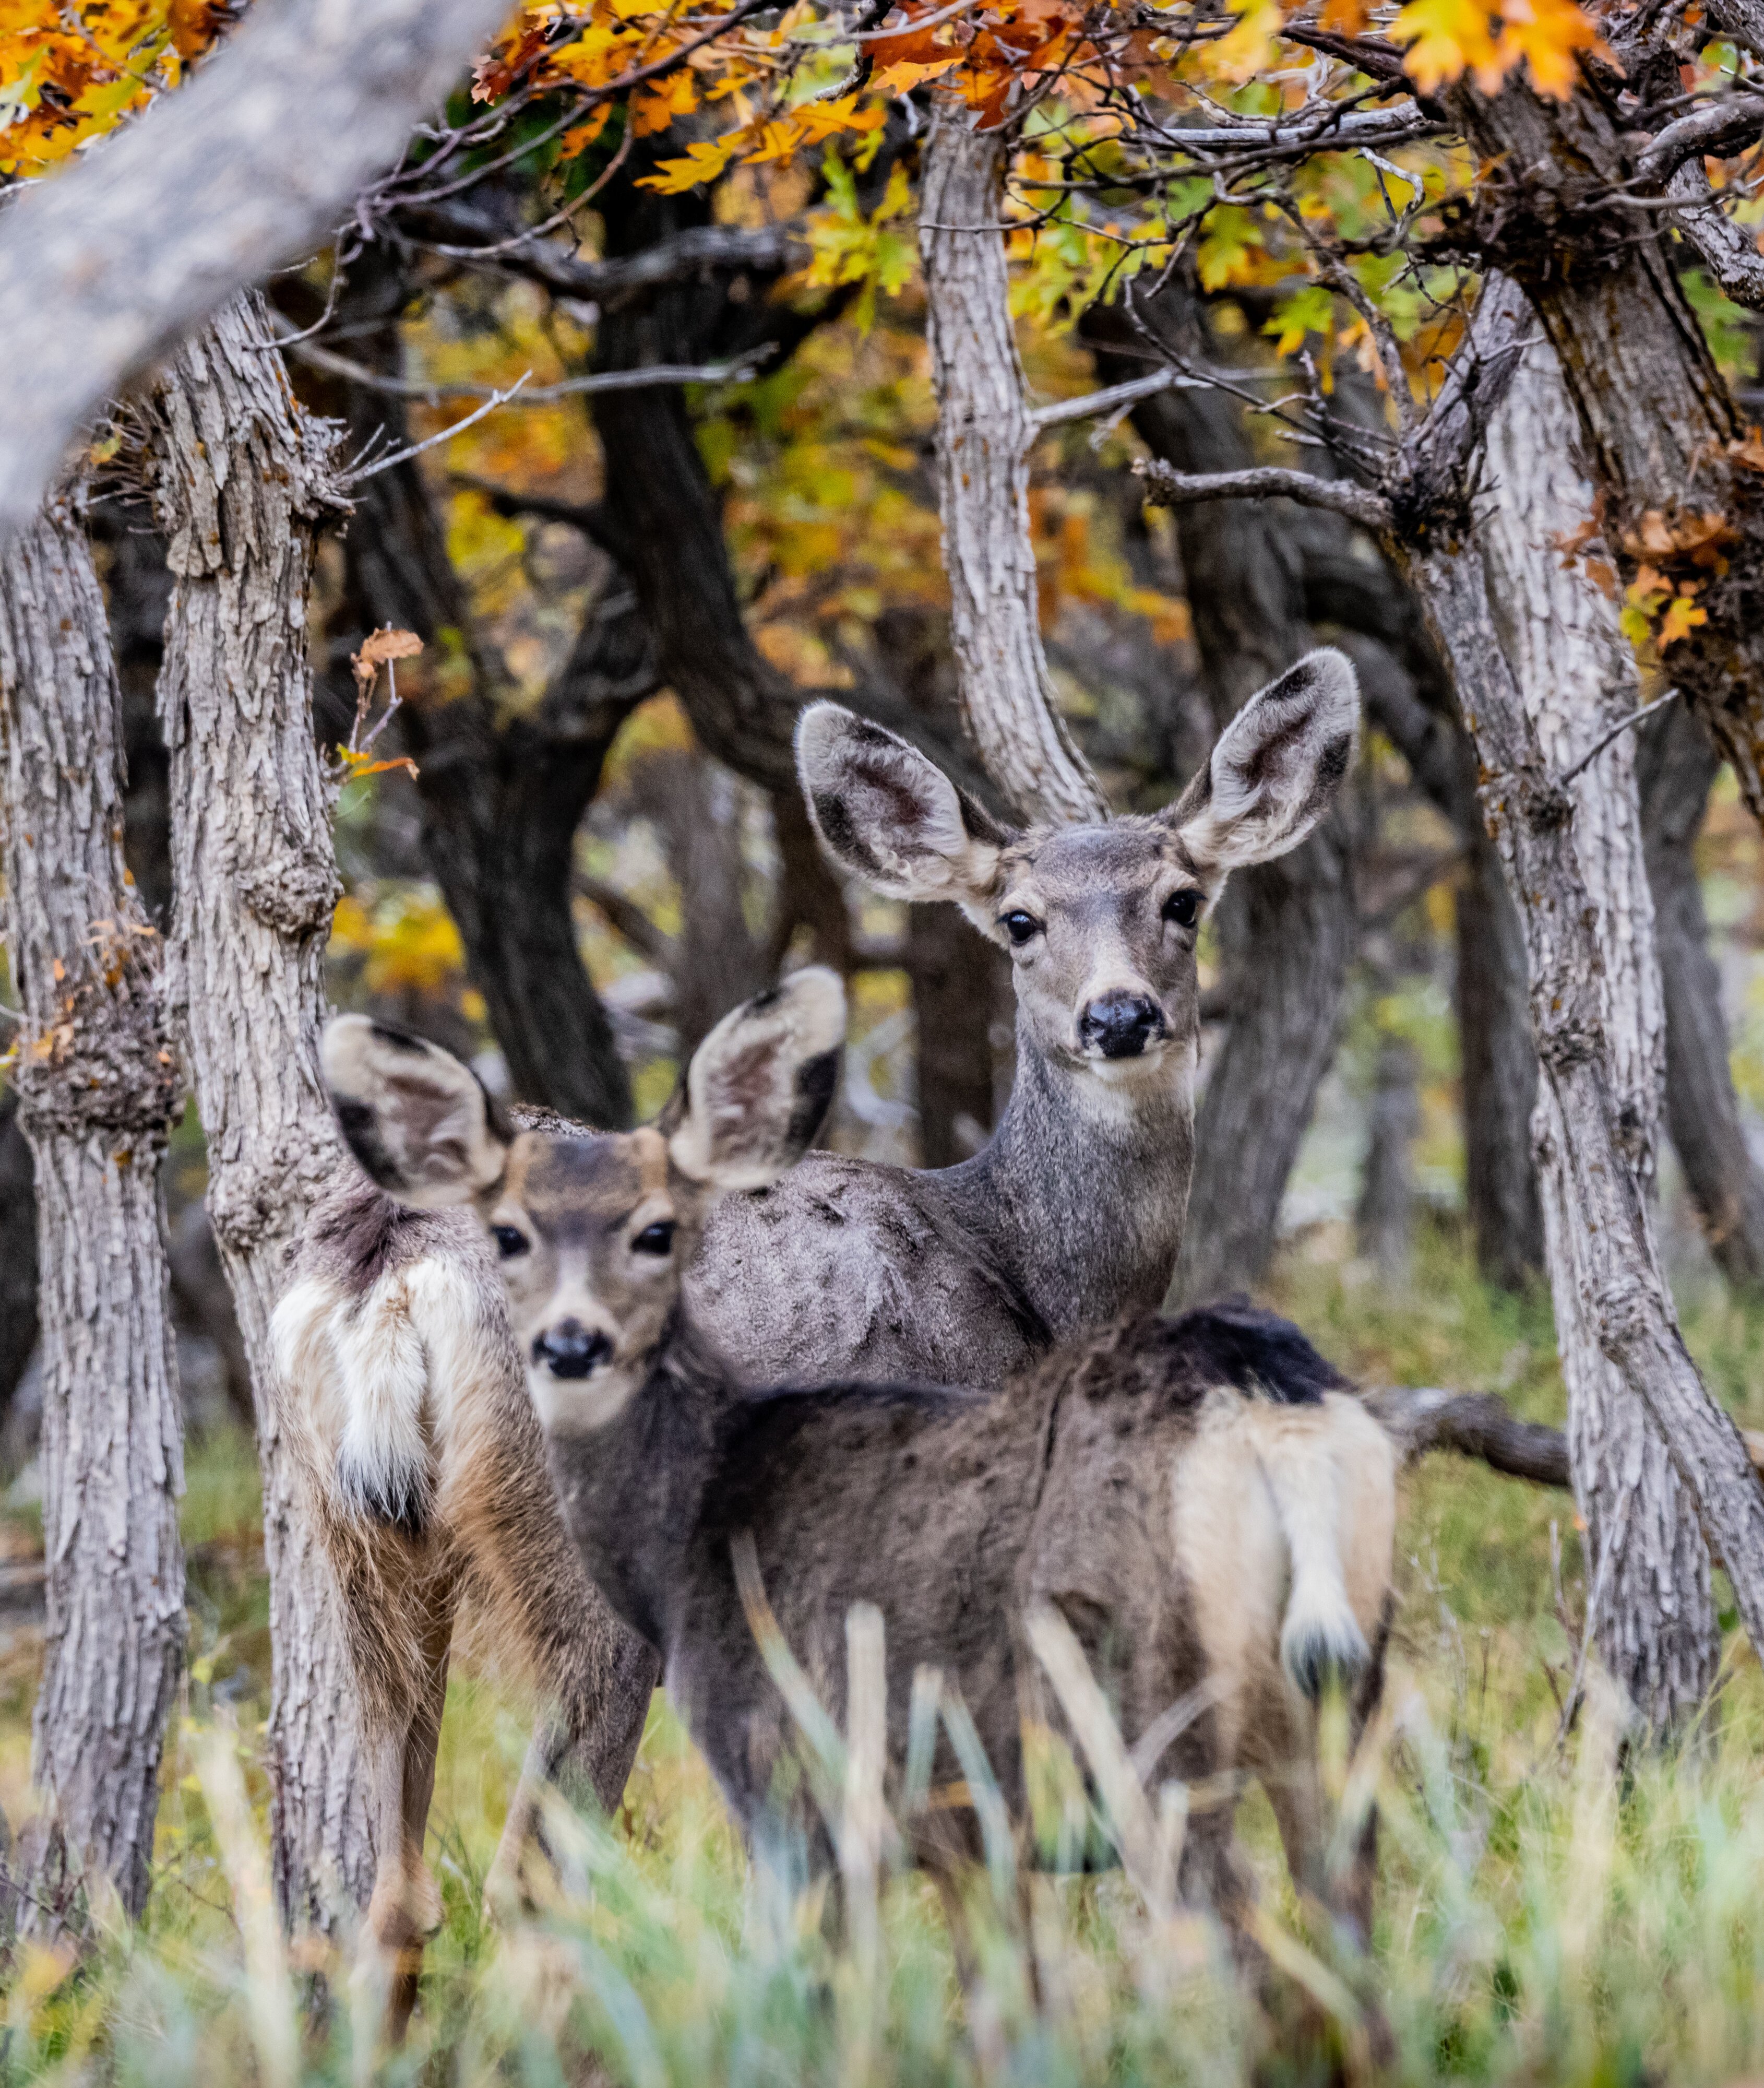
[1078,991,1166,1061]
[532,1320,614,1379]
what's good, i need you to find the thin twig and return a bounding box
[286,332,771,404]
[1558,689,1680,785]
[339,375,533,485]
[1029,367,1188,430]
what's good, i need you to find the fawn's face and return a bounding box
[480,1127,700,1432]
[797,650,1360,1092]
[324,970,846,1435]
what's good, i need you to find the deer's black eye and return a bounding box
[632,1220,676,1257]
[1162,889,1202,930]
[1002,910,1042,947]
[492,1225,529,1260]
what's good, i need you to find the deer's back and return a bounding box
[686,1153,1047,1386]
[661,1374,1052,1826]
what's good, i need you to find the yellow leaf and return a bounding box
[871,57,960,93]
[1211,0,1283,81]
[1485,0,1606,98]
[1391,0,1498,93]
[1659,596,1709,648]
[638,134,742,192]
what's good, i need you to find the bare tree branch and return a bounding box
[1637,92,1764,186]
[1133,456,1393,531]
[1367,1384,1764,1485]
[0,0,514,533]
[1667,158,1764,309]
[921,108,1109,825]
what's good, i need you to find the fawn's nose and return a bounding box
[1078,990,1166,1061]
[532,1320,614,1379]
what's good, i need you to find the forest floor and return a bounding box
[4,1222,1764,2085]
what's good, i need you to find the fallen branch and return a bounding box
[1365,1383,1764,1487]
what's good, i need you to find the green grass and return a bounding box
[6,1228,1764,2085]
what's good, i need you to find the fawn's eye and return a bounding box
[492,1225,530,1260]
[631,1220,676,1257]
[1162,889,1202,930]
[1002,910,1042,947]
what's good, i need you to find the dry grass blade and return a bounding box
[1027,1603,1176,1916]
[192,1716,297,2088]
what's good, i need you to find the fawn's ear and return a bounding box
[1165,648,1360,879]
[796,703,1015,928]
[665,968,846,1193]
[321,1015,510,1209]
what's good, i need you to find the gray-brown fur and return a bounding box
[276,1160,658,2036]
[692,649,1361,1380]
[326,996,1396,1956]
[282,643,1359,2023]
[542,1302,1391,1915]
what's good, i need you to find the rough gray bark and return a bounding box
[0,0,514,531]
[1134,306,1764,1692]
[1457,828,1546,1288]
[0,489,185,1928]
[1357,1035,1419,1284]
[148,293,373,1924]
[1295,538,1544,1285]
[1449,60,1764,834]
[919,110,1109,826]
[1638,702,1764,1291]
[1404,534,1764,1684]
[0,1096,38,1418]
[1480,323,1718,1730]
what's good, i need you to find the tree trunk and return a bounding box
[1457,828,1546,1288]
[1479,321,1718,1729]
[1297,533,1544,1285]
[1357,1035,1419,1284]
[905,901,1007,1167]
[1399,531,1764,1683]
[1450,64,1764,832]
[0,1094,38,1419]
[919,109,1107,826]
[308,245,647,1126]
[1638,701,1764,1290]
[148,293,374,1925]
[0,0,515,532]
[0,488,185,1929]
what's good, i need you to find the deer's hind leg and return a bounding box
[352,1547,458,2045]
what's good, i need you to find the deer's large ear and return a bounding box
[1165,649,1360,878]
[666,968,846,1194]
[321,1015,510,1209]
[797,703,1014,926]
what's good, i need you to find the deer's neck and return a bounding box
[943,1031,1197,1339]
[541,1315,729,1652]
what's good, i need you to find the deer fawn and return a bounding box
[322,969,1397,1979]
[275,648,1361,2028]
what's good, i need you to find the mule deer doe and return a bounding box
[274,647,1360,2026]
[323,968,1398,1975]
